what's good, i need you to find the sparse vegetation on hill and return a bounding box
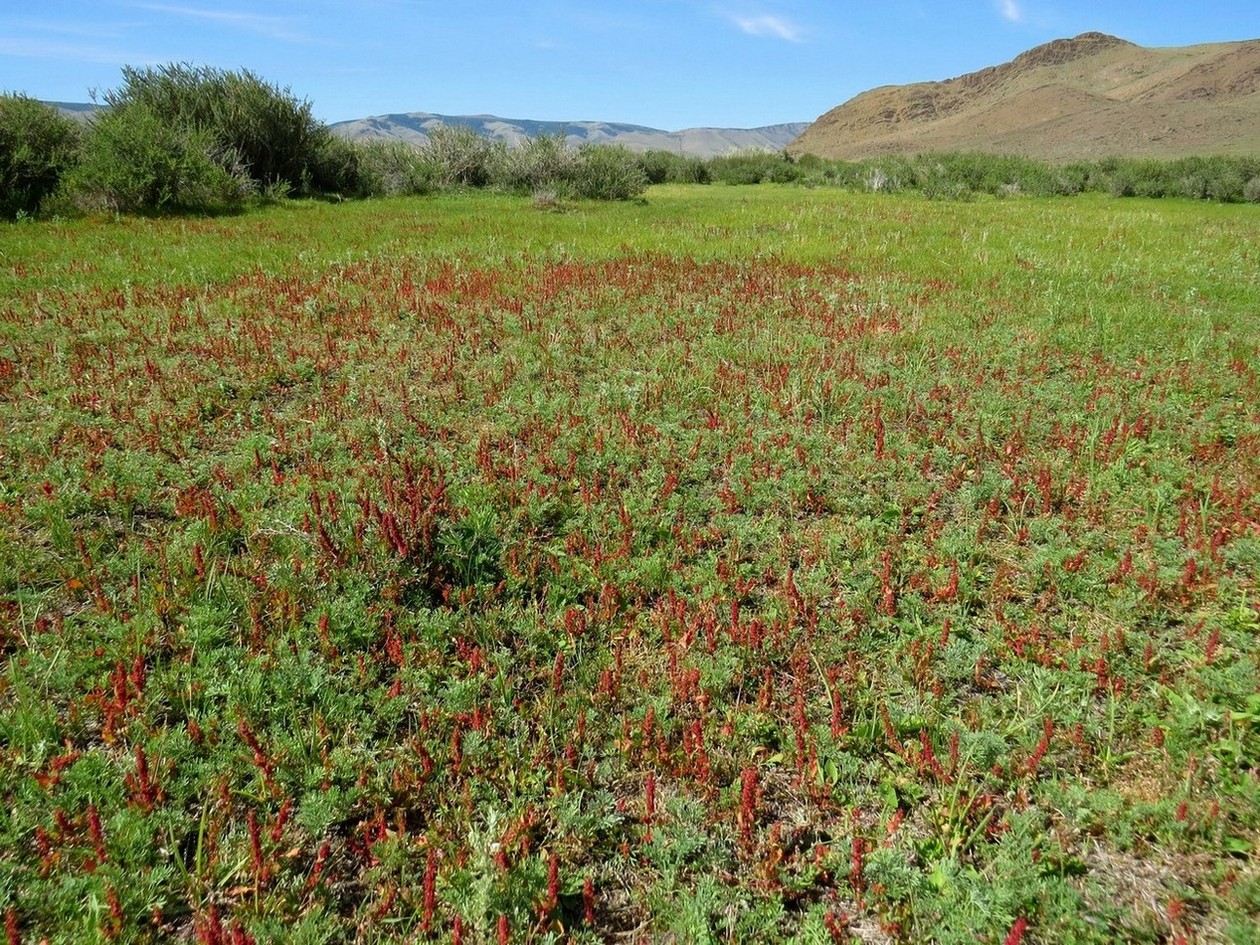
[790,32,1260,162]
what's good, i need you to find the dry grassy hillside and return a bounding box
[790,32,1260,161]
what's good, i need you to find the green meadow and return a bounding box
[2,186,1258,943]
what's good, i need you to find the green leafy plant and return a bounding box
[0,94,80,219]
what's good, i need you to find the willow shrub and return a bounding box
[0,95,80,219]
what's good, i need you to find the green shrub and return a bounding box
[1053,163,1090,196]
[709,150,798,185]
[636,149,711,185]
[570,144,648,200]
[306,133,367,197]
[62,103,253,214]
[355,139,438,197]
[100,64,344,196]
[0,94,80,219]
[491,133,578,194]
[420,125,502,188]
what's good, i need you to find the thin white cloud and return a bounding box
[128,3,323,44]
[999,0,1023,22]
[730,14,805,43]
[0,36,152,66]
[4,18,132,40]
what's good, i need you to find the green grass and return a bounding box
[2,186,1258,944]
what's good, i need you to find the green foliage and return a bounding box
[420,124,502,187]
[100,63,346,195]
[707,149,1260,202]
[569,144,649,200]
[353,139,438,197]
[0,94,79,219]
[708,149,801,184]
[636,149,711,185]
[58,63,364,213]
[492,133,578,194]
[61,102,253,214]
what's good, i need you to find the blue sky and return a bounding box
[2,1,1258,129]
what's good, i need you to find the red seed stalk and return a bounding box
[105,885,124,939]
[5,907,18,945]
[551,650,565,695]
[541,853,559,922]
[247,809,267,884]
[1003,917,1028,945]
[878,551,896,617]
[87,803,107,865]
[583,876,595,924]
[270,798,292,844]
[1204,626,1221,664]
[305,839,331,893]
[823,910,847,943]
[1024,718,1054,776]
[919,731,949,783]
[196,904,224,945]
[830,681,844,739]
[497,915,510,945]
[421,849,438,931]
[739,766,759,850]
[878,704,905,756]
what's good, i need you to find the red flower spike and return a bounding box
[87,804,107,864]
[422,849,438,931]
[545,852,559,915]
[739,766,759,849]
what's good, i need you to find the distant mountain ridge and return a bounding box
[789,32,1260,161]
[330,112,809,157]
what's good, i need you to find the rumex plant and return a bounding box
[1,189,1257,944]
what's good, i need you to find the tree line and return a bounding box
[4,63,1259,220]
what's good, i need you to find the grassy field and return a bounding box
[1,186,1258,944]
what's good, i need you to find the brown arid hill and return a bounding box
[788,32,1260,161]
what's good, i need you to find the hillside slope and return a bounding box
[330,112,808,157]
[789,33,1260,161]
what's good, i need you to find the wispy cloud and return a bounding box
[998,0,1023,22]
[4,18,133,40]
[128,3,324,44]
[0,36,151,66]
[729,13,805,42]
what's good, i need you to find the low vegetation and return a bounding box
[4,61,1260,220]
[2,186,1257,943]
[703,149,1260,202]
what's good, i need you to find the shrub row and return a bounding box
[1,66,649,219]
[354,128,648,201]
[697,149,1260,202]
[5,62,1260,219]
